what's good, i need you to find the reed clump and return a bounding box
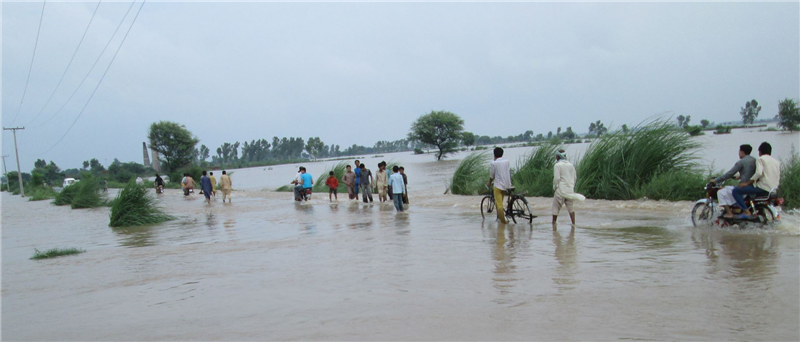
[53,184,78,206]
[780,152,800,209]
[575,119,701,200]
[635,171,706,201]
[313,161,350,193]
[109,181,175,227]
[450,152,491,195]
[30,247,85,260]
[511,142,561,197]
[71,175,107,209]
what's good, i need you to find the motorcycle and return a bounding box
[691,183,783,228]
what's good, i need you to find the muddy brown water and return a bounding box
[2,130,799,340]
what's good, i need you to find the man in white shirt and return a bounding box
[487,147,512,224]
[732,142,781,218]
[553,149,584,226]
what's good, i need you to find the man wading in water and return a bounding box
[487,147,512,224]
[552,149,584,228]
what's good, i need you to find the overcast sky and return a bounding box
[2,1,798,173]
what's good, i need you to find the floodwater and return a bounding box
[2,130,799,340]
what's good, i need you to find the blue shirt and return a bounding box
[354,167,361,185]
[200,176,213,193]
[389,173,405,194]
[301,173,313,188]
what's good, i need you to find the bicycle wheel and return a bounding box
[510,196,535,223]
[691,202,714,227]
[481,195,495,220]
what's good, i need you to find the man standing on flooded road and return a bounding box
[487,147,512,224]
[359,164,374,203]
[354,160,362,197]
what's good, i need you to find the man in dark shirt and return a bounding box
[711,144,756,218]
[399,166,408,204]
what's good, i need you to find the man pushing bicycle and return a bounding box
[487,147,513,224]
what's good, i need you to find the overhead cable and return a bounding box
[10,0,47,124]
[26,0,102,126]
[35,0,146,155]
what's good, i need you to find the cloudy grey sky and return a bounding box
[2,1,798,172]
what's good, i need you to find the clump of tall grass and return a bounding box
[635,171,706,201]
[30,247,85,260]
[109,181,174,227]
[450,152,491,195]
[71,175,106,209]
[53,184,78,206]
[780,152,800,209]
[275,184,294,192]
[511,142,562,197]
[575,119,700,200]
[28,187,56,201]
[313,161,350,193]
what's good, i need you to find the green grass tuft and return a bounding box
[31,247,85,260]
[53,184,78,206]
[450,152,491,195]
[109,181,175,227]
[575,118,700,200]
[635,171,706,201]
[312,161,350,193]
[511,142,561,197]
[70,175,107,209]
[780,152,800,209]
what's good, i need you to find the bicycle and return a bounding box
[480,185,536,223]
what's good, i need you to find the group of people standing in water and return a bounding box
[292,160,409,212]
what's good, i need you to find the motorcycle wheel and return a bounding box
[691,202,714,227]
[756,206,775,227]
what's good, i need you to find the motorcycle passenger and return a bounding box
[732,142,781,219]
[292,167,305,201]
[300,167,314,201]
[710,144,756,218]
[154,174,165,194]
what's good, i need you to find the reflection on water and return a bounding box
[483,222,533,304]
[113,225,157,248]
[691,230,779,280]
[552,228,579,291]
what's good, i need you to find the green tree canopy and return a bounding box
[408,110,464,161]
[148,121,199,172]
[461,132,475,146]
[777,98,800,132]
[740,99,762,126]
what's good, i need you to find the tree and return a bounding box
[523,130,534,141]
[621,124,629,134]
[588,120,607,136]
[777,98,800,132]
[34,159,46,169]
[461,132,475,147]
[700,119,710,129]
[547,131,553,139]
[148,121,199,172]
[408,110,464,161]
[740,99,762,126]
[305,137,325,160]
[562,127,576,140]
[82,160,90,170]
[677,115,686,128]
[199,145,210,163]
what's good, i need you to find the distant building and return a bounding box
[142,142,151,167]
[151,148,161,172]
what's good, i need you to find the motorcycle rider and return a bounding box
[732,142,781,219]
[710,144,756,218]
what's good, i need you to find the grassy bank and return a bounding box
[30,247,85,260]
[28,187,57,201]
[109,181,174,227]
[511,142,561,197]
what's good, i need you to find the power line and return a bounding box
[10,0,47,124]
[26,1,102,126]
[35,0,146,156]
[31,0,136,129]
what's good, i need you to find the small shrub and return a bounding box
[31,247,85,260]
[685,125,704,136]
[413,148,424,155]
[109,181,174,227]
[715,126,732,134]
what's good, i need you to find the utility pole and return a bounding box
[3,127,25,197]
[1,155,9,192]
